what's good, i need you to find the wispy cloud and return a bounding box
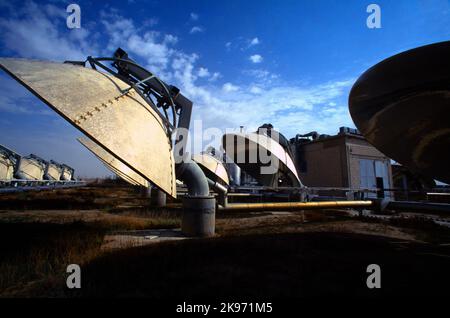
[249,37,259,47]
[226,37,261,51]
[0,2,356,175]
[197,67,210,78]
[0,74,55,116]
[190,12,199,21]
[0,1,93,61]
[209,72,221,81]
[249,86,263,94]
[222,82,240,93]
[190,26,204,34]
[249,54,263,63]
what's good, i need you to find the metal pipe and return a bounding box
[227,193,262,197]
[176,162,210,197]
[218,200,373,211]
[207,178,228,195]
[207,178,228,207]
[176,162,216,237]
[151,187,166,207]
[387,201,450,213]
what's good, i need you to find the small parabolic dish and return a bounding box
[0,155,14,180]
[15,156,46,180]
[0,58,176,196]
[60,165,74,181]
[44,161,63,181]
[349,41,450,184]
[222,132,301,187]
[0,144,20,181]
[78,137,148,187]
[192,153,229,186]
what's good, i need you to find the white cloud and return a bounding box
[0,3,356,174]
[222,83,240,93]
[0,1,92,61]
[198,67,210,78]
[209,72,221,81]
[190,26,204,34]
[43,4,66,19]
[250,86,263,94]
[244,69,270,78]
[227,37,261,51]
[100,13,182,78]
[249,54,263,63]
[164,34,178,45]
[249,37,260,46]
[0,74,56,116]
[243,69,277,80]
[190,13,199,21]
[126,33,172,71]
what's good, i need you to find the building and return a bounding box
[289,127,393,198]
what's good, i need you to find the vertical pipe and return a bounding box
[151,187,167,207]
[176,162,216,237]
[141,186,152,198]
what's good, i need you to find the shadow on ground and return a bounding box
[75,232,450,298]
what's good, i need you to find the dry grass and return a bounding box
[2,209,450,297]
[1,184,450,297]
[0,184,182,296]
[0,222,103,296]
[0,210,180,296]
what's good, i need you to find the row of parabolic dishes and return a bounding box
[0,144,75,182]
[77,125,301,191]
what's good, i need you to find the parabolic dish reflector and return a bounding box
[222,132,301,187]
[349,41,450,184]
[0,155,15,180]
[61,166,74,181]
[192,153,229,186]
[78,137,148,187]
[0,144,20,181]
[45,162,63,181]
[0,58,176,196]
[16,157,45,180]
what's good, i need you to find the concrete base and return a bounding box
[182,195,216,237]
[102,229,188,250]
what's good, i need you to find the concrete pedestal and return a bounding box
[181,195,216,237]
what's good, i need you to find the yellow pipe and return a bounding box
[219,200,373,211]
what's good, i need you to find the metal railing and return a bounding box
[0,179,86,193]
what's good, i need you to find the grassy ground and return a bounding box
[0,184,449,297]
[77,232,450,298]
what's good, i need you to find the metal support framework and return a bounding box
[80,49,215,236]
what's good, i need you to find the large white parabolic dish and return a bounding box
[78,137,148,187]
[223,132,301,187]
[0,58,176,197]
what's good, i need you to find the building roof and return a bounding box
[290,127,366,146]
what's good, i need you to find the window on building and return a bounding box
[359,159,391,198]
[360,159,376,189]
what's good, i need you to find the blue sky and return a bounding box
[0,0,449,177]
